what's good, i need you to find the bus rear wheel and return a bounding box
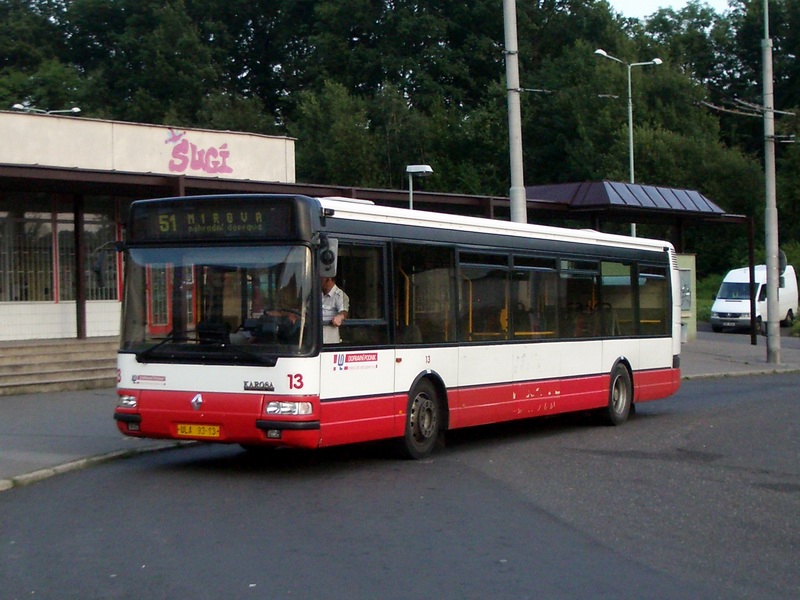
[400,379,441,459]
[600,364,632,426]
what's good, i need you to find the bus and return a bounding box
[114,194,681,458]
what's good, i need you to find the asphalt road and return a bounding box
[1,374,798,600]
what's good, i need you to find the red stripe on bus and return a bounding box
[117,367,680,449]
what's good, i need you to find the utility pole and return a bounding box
[762,0,781,363]
[503,0,527,224]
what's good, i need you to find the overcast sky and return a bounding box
[607,0,731,20]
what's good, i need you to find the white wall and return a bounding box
[0,111,295,183]
[0,301,120,341]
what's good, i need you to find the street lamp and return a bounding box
[594,49,662,236]
[405,164,433,210]
[12,103,81,115]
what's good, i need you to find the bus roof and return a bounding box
[318,196,673,254]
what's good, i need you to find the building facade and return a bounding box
[0,111,296,341]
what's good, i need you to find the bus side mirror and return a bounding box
[319,237,338,277]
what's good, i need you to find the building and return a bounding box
[0,110,295,341]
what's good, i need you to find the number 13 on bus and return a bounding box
[114,194,681,459]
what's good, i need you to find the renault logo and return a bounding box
[190,393,203,411]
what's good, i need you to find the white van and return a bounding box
[710,264,798,332]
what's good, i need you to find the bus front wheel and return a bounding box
[400,379,441,459]
[600,364,632,426]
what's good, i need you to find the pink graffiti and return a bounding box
[165,128,186,144]
[168,138,233,174]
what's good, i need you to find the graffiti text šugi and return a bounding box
[166,130,233,175]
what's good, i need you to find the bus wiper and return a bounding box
[136,330,191,361]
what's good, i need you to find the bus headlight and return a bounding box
[117,395,138,409]
[265,401,312,416]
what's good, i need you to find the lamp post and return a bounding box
[12,103,81,115]
[405,164,433,210]
[594,49,662,236]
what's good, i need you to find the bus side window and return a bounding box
[458,253,509,342]
[335,243,389,346]
[638,265,670,336]
[601,261,632,337]
[511,258,558,339]
[559,261,599,338]
[394,244,456,344]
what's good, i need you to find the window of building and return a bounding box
[57,196,119,301]
[0,193,121,303]
[0,193,54,301]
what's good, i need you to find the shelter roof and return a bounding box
[525,181,731,219]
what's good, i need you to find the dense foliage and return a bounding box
[1,0,798,275]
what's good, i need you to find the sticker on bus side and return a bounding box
[131,374,167,385]
[333,352,379,371]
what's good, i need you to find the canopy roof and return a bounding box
[526,181,731,220]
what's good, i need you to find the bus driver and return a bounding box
[321,276,349,344]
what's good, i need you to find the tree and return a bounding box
[0,0,83,110]
[66,0,220,124]
[287,81,382,187]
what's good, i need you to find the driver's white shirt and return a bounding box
[322,284,349,344]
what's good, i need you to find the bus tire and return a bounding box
[400,379,441,459]
[600,363,632,426]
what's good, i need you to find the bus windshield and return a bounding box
[121,245,314,362]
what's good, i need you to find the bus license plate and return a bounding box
[176,423,220,439]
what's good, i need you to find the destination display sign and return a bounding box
[129,197,299,242]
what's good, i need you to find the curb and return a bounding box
[682,366,800,381]
[0,442,188,494]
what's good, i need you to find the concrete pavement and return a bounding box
[2,331,800,492]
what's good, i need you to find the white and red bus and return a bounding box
[114,194,681,458]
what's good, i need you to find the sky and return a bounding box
[607,0,731,20]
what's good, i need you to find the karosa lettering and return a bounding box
[244,381,274,391]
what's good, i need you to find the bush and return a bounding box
[696,273,724,322]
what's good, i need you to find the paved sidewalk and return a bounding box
[2,331,799,492]
[681,329,800,379]
[0,388,178,491]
